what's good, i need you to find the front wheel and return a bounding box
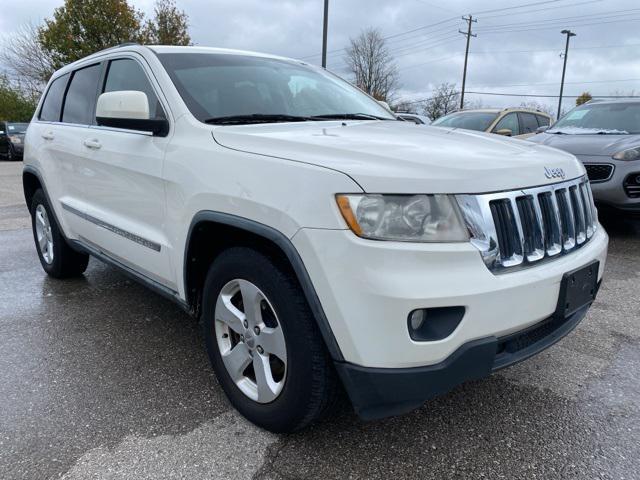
[202,247,339,433]
[30,189,89,278]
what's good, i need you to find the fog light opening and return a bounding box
[409,310,426,331]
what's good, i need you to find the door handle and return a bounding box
[83,139,102,150]
[41,132,54,140]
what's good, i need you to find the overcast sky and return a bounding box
[1,0,639,112]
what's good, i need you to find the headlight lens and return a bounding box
[612,146,640,161]
[8,135,22,144]
[336,194,469,242]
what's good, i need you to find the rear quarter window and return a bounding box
[39,74,70,122]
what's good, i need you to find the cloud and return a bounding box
[2,0,639,110]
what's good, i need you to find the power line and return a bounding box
[480,0,601,19]
[470,0,570,16]
[477,8,640,31]
[476,16,640,34]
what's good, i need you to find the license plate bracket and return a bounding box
[555,261,599,318]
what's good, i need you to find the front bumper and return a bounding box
[335,304,593,420]
[292,226,608,368]
[10,143,24,156]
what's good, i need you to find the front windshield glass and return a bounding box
[7,123,28,134]
[157,53,395,123]
[431,111,498,131]
[550,102,640,134]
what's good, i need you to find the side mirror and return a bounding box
[536,125,550,134]
[495,128,513,137]
[96,91,168,136]
[377,100,391,111]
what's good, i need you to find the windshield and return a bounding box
[157,53,395,123]
[549,102,640,134]
[431,111,498,131]
[7,123,28,134]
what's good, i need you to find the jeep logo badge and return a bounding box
[544,167,566,180]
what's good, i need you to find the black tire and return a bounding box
[202,247,339,433]
[30,189,89,278]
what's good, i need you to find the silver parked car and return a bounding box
[529,99,640,214]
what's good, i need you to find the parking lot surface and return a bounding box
[1,160,639,479]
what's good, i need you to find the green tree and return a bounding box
[142,0,191,45]
[0,75,38,122]
[38,0,144,71]
[576,92,592,106]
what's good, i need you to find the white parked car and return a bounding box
[23,45,608,433]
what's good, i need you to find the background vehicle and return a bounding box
[0,121,28,160]
[432,108,552,139]
[396,112,431,124]
[23,45,607,433]
[529,99,640,215]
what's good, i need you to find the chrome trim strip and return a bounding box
[457,175,597,274]
[61,202,161,252]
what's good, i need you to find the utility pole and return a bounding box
[322,0,329,68]
[459,15,477,110]
[557,29,576,120]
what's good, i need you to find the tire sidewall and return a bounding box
[202,249,319,431]
[31,190,65,276]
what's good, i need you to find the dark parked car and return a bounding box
[528,99,640,214]
[0,121,29,160]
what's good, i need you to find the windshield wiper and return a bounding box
[309,113,391,121]
[204,114,314,125]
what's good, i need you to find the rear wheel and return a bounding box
[202,247,339,433]
[30,189,89,278]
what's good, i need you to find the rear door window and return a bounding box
[62,64,102,125]
[518,113,539,134]
[103,58,165,119]
[39,74,70,122]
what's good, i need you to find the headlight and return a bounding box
[612,146,640,161]
[8,135,22,144]
[336,194,469,242]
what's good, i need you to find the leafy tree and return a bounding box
[345,28,399,102]
[142,0,191,45]
[575,92,592,106]
[38,0,145,71]
[0,75,38,122]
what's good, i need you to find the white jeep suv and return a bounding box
[23,45,608,433]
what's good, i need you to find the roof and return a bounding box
[453,107,552,116]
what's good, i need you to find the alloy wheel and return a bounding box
[35,204,54,264]
[214,279,287,403]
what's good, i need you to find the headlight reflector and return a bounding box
[612,146,640,161]
[336,194,468,242]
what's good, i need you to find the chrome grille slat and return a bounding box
[456,176,597,274]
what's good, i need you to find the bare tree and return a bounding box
[0,23,55,95]
[519,100,555,117]
[345,28,399,102]
[421,83,460,121]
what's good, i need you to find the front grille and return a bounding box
[585,163,614,182]
[457,176,597,273]
[624,173,640,198]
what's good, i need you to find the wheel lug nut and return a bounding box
[257,346,264,354]
[243,320,248,328]
[253,327,260,335]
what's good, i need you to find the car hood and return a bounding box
[528,132,640,157]
[212,121,584,194]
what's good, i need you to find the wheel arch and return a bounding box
[184,211,343,361]
[23,167,43,214]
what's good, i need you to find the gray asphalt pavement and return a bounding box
[1,160,639,479]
